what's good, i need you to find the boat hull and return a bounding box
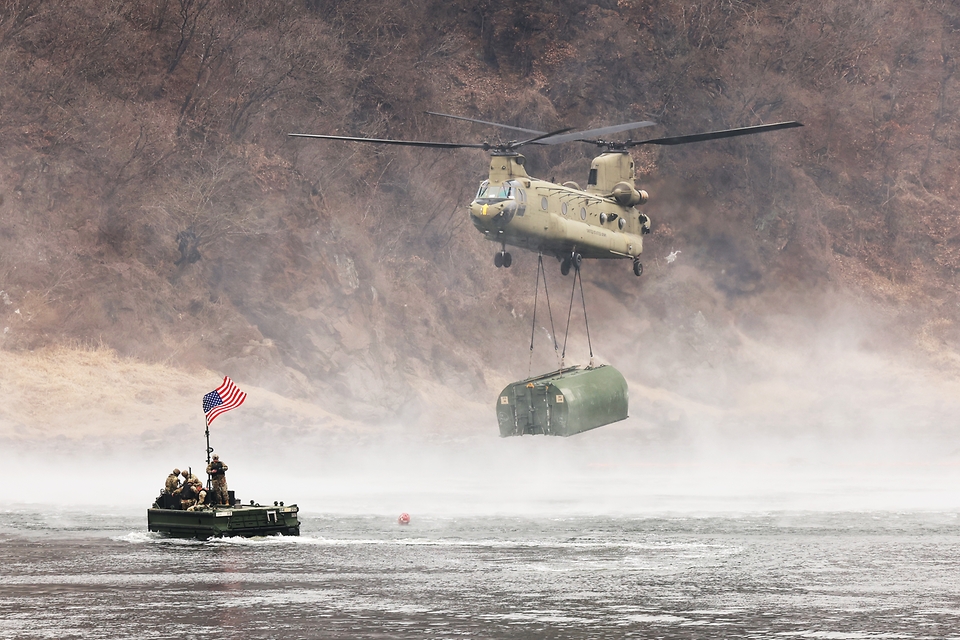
[147,504,300,539]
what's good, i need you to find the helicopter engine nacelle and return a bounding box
[612,182,648,207]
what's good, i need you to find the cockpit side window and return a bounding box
[507,179,526,216]
[476,180,490,199]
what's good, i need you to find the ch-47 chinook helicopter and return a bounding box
[289,113,801,277]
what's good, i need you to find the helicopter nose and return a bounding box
[470,200,516,227]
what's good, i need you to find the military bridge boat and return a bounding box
[149,492,300,539]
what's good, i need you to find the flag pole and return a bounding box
[203,416,213,464]
[205,415,213,463]
[204,415,213,485]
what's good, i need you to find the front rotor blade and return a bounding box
[425,112,546,136]
[287,133,490,150]
[534,121,657,145]
[629,121,803,147]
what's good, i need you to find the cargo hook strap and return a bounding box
[561,264,594,366]
[529,253,561,376]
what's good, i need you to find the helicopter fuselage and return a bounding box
[468,152,650,269]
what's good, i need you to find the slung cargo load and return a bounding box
[496,364,628,437]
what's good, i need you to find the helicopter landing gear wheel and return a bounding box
[502,252,512,268]
[560,252,580,276]
[633,258,643,277]
[494,251,503,268]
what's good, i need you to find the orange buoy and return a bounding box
[397,512,410,525]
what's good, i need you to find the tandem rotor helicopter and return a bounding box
[289,113,801,277]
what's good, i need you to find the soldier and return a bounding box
[181,469,199,486]
[187,480,208,511]
[165,468,181,494]
[179,479,198,510]
[206,454,229,505]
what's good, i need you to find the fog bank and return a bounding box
[3,306,959,516]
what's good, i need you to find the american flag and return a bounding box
[202,376,247,424]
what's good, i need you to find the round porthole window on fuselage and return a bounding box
[580,207,586,220]
[541,197,548,210]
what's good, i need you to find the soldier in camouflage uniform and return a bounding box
[179,480,198,510]
[206,454,229,505]
[165,468,181,494]
[186,480,208,511]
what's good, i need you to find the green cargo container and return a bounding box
[496,364,628,437]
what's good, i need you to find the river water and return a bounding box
[2,508,960,639]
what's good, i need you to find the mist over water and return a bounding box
[1,276,958,518]
[5,325,959,516]
[267,299,949,517]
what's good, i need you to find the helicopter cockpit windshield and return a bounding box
[475,181,514,203]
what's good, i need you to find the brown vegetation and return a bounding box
[0,0,958,424]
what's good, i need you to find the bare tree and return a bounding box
[167,0,213,73]
[161,152,269,266]
[0,0,45,47]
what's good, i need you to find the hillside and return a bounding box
[1,0,959,438]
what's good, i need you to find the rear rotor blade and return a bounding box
[628,121,803,147]
[425,112,659,146]
[512,127,575,148]
[535,121,657,145]
[287,132,490,150]
[426,112,545,136]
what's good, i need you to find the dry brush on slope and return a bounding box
[0,0,958,425]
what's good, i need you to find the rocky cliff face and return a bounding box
[1,0,958,431]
